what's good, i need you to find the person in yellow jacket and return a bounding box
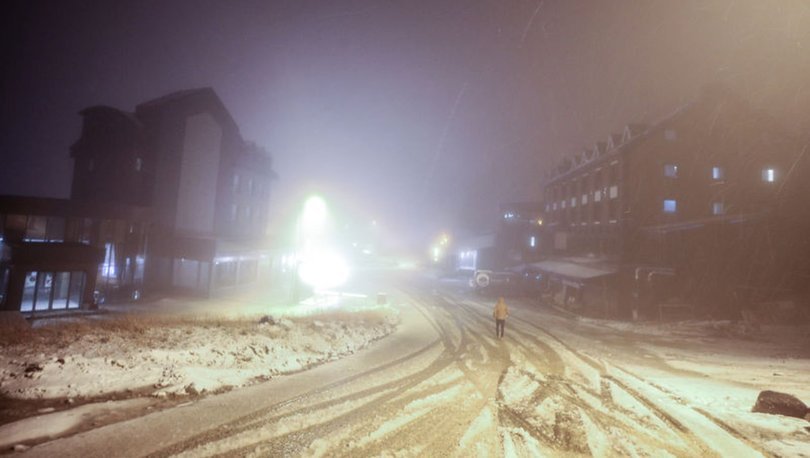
[493,296,509,339]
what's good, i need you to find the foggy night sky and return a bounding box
[2,0,810,249]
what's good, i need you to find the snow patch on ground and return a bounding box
[0,398,150,450]
[0,306,399,403]
[458,406,494,450]
[498,368,538,407]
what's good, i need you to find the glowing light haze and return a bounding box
[3,0,810,249]
[297,196,350,290]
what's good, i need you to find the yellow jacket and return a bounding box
[493,299,509,320]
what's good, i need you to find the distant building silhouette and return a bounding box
[1,88,277,314]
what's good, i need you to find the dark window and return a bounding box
[25,216,47,241]
[0,267,9,306]
[46,217,66,242]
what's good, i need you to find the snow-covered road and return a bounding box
[9,274,810,457]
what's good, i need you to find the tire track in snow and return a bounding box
[452,293,765,456]
[152,292,485,456]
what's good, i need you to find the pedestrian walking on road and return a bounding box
[493,296,509,339]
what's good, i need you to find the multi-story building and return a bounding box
[539,86,810,318]
[0,197,151,314]
[1,88,277,314]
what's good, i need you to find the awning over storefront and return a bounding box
[214,238,275,262]
[527,260,617,281]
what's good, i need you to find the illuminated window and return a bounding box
[712,202,724,215]
[101,243,117,278]
[581,194,588,205]
[664,164,678,178]
[712,166,724,180]
[529,236,536,248]
[762,168,776,182]
[663,199,677,213]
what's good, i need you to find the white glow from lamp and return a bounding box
[299,249,350,290]
[301,196,328,238]
[296,195,350,290]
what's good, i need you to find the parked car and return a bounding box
[470,269,520,295]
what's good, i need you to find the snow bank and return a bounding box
[0,306,399,403]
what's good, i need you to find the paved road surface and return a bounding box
[24,274,769,457]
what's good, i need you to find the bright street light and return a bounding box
[296,195,351,291]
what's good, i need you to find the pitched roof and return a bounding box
[135,87,240,134]
[135,88,214,111]
[79,105,143,128]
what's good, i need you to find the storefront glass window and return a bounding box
[21,271,36,312]
[51,272,71,309]
[34,272,53,311]
[69,272,84,309]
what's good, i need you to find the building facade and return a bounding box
[1,88,277,314]
[540,87,810,318]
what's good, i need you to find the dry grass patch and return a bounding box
[1,306,397,348]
